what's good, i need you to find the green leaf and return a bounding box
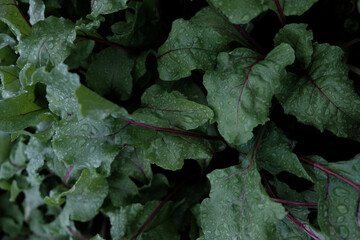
[0,0,31,40]
[86,47,135,101]
[140,84,214,130]
[0,66,21,99]
[0,33,16,49]
[17,16,76,68]
[90,0,127,17]
[274,23,314,68]
[32,63,81,119]
[0,131,11,163]
[277,43,360,138]
[108,172,139,207]
[312,155,360,239]
[121,112,213,170]
[76,85,126,120]
[105,200,179,240]
[108,0,159,47]
[200,160,286,239]
[257,122,313,181]
[28,0,45,25]
[64,39,94,70]
[0,192,24,237]
[208,0,318,24]
[204,43,295,145]
[64,168,108,221]
[52,117,120,175]
[157,7,243,80]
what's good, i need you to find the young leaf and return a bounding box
[204,43,295,145]
[86,47,135,101]
[17,16,76,68]
[274,23,314,68]
[28,0,45,25]
[200,160,286,239]
[0,0,31,40]
[157,7,243,80]
[276,43,360,138]
[32,63,81,119]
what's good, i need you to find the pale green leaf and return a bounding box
[204,43,295,145]
[86,47,134,101]
[0,0,31,40]
[91,0,127,17]
[200,160,286,239]
[32,64,81,119]
[52,117,120,175]
[28,0,45,25]
[0,66,21,99]
[17,16,76,68]
[277,43,360,138]
[157,7,243,80]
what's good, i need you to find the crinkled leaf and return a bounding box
[108,0,159,47]
[32,63,81,119]
[64,168,108,221]
[257,122,313,181]
[86,47,134,101]
[200,160,286,239]
[312,155,360,239]
[17,16,76,68]
[141,84,214,130]
[204,43,295,145]
[208,0,317,24]
[91,0,127,17]
[0,0,31,40]
[52,117,120,175]
[76,85,126,120]
[277,43,360,138]
[105,200,178,240]
[28,0,45,25]
[274,23,314,68]
[157,7,243,80]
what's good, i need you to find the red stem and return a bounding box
[298,156,360,192]
[129,174,196,239]
[118,117,223,141]
[287,213,321,240]
[273,0,286,26]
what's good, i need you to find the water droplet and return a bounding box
[333,187,350,197]
[339,226,349,238]
[337,205,348,214]
[78,139,86,147]
[89,146,95,152]
[336,216,345,223]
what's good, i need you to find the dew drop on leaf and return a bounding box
[333,187,350,197]
[339,226,349,238]
[336,204,348,214]
[336,216,345,223]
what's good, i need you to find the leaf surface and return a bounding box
[204,43,295,144]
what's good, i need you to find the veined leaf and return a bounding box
[17,16,76,68]
[157,7,243,80]
[276,43,360,138]
[200,160,286,239]
[204,43,295,145]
